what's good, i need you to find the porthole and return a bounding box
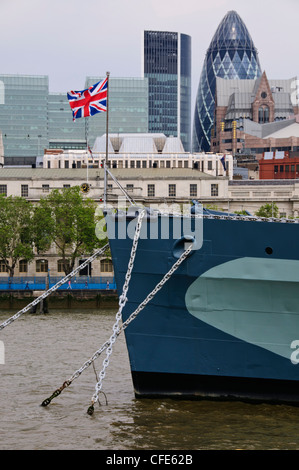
[265,247,273,255]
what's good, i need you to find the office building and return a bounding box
[0,75,49,165]
[43,133,233,179]
[192,10,262,153]
[0,75,149,164]
[143,30,191,152]
[84,77,149,146]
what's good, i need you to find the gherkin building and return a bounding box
[192,10,262,152]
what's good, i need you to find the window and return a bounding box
[274,165,278,173]
[208,161,213,170]
[211,184,218,197]
[100,258,113,273]
[0,185,7,196]
[21,184,28,197]
[57,259,70,273]
[184,161,188,168]
[169,184,176,197]
[280,165,284,172]
[64,161,69,169]
[130,161,135,168]
[42,184,49,193]
[142,161,147,168]
[148,184,155,197]
[285,165,289,173]
[258,106,269,123]
[19,260,28,273]
[190,184,197,197]
[0,260,8,273]
[63,184,70,188]
[36,259,48,273]
[126,184,134,192]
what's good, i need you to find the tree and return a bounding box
[33,186,107,275]
[255,203,279,218]
[0,195,35,278]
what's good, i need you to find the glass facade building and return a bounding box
[143,31,191,152]
[85,77,149,147]
[48,93,86,150]
[0,75,148,163]
[0,75,49,164]
[192,10,262,152]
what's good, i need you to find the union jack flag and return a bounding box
[67,77,108,121]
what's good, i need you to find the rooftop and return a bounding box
[93,133,186,154]
[0,167,217,180]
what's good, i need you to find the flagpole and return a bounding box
[104,71,110,208]
[86,117,89,184]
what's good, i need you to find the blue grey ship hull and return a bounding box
[107,211,299,404]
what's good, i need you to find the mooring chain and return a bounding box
[41,240,193,412]
[86,208,147,415]
[0,244,109,331]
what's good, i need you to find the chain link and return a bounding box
[87,208,146,414]
[86,240,193,414]
[0,243,109,331]
[41,232,194,409]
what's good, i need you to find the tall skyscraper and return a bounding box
[192,10,262,152]
[143,30,192,151]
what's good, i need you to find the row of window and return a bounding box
[0,184,70,197]
[0,183,220,198]
[146,183,218,197]
[274,164,299,173]
[0,258,113,274]
[47,159,228,170]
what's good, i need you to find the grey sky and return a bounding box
[0,0,298,111]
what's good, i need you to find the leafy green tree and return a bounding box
[234,210,249,215]
[0,195,35,278]
[255,203,279,218]
[33,186,107,275]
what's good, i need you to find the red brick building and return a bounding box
[211,72,299,156]
[259,151,299,179]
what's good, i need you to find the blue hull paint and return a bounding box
[108,212,299,403]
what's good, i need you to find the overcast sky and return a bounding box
[0,0,298,110]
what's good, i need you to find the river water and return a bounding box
[0,308,299,452]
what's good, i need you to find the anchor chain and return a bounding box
[87,208,146,415]
[0,244,109,331]
[41,217,193,411]
[87,240,193,415]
